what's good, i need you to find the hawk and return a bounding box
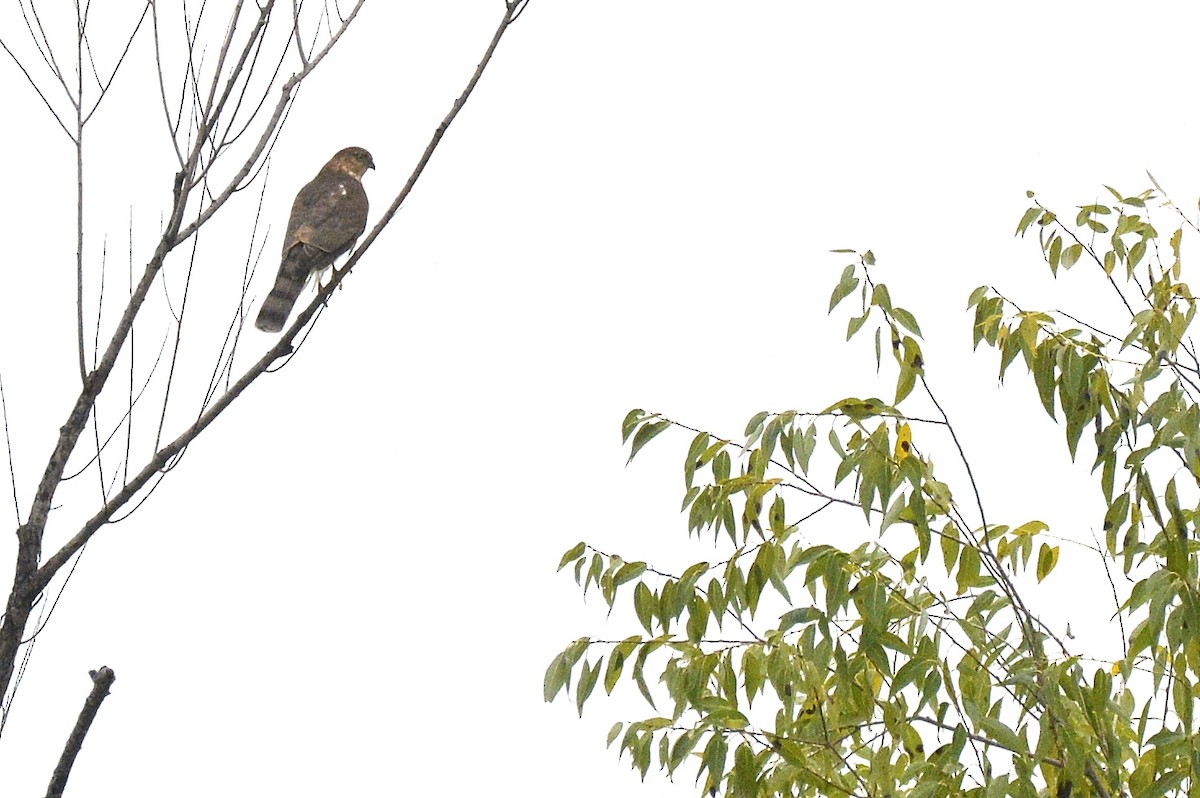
[254,146,375,333]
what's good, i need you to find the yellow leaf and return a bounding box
[895,423,912,463]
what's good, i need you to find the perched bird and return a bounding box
[254,146,375,332]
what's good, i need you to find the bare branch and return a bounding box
[150,1,186,161]
[291,0,307,67]
[80,2,151,126]
[173,0,366,244]
[204,169,273,403]
[0,0,525,750]
[33,0,526,595]
[154,217,203,451]
[192,0,254,157]
[38,328,297,588]
[212,23,293,160]
[62,332,170,482]
[45,667,115,798]
[0,37,72,139]
[510,0,531,23]
[23,1,72,103]
[327,0,522,283]
[0,375,19,524]
[124,210,135,485]
[74,3,86,382]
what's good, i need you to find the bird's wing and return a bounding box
[284,173,370,258]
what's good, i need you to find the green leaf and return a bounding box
[732,743,757,796]
[846,313,869,340]
[1036,543,1058,583]
[621,409,647,442]
[633,641,661,709]
[668,729,700,775]
[544,638,590,702]
[557,541,586,571]
[744,411,770,439]
[895,337,923,403]
[742,646,765,706]
[1048,235,1062,275]
[713,449,731,482]
[1061,243,1083,269]
[686,595,709,642]
[584,552,603,594]
[603,645,627,693]
[828,397,890,422]
[606,722,624,747]
[768,494,786,535]
[1129,240,1146,270]
[703,732,728,785]
[976,714,1025,753]
[926,480,953,514]
[614,561,647,586]
[940,523,960,573]
[627,420,671,463]
[891,657,931,698]
[956,544,980,594]
[828,264,860,312]
[1138,771,1185,798]
[871,283,893,313]
[708,578,727,628]
[778,607,820,632]
[891,306,923,337]
[684,432,709,489]
[634,582,656,634]
[1015,206,1040,236]
[1033,340,1057,418]
[794,424,816,474]
[544,654,570,703]
[640,716,674,731]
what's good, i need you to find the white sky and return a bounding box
[1,1,1199,796]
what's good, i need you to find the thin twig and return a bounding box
[0,375,19,523]
[318,0,521,281]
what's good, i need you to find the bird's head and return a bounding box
[328,146,375,179]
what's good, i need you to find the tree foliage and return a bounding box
[548,182,1200,798]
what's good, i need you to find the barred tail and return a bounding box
[255,256,309,333]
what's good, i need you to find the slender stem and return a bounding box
[75,4,86,382]
[344,0,522,261]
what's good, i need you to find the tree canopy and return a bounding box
[548,183,1200,798]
